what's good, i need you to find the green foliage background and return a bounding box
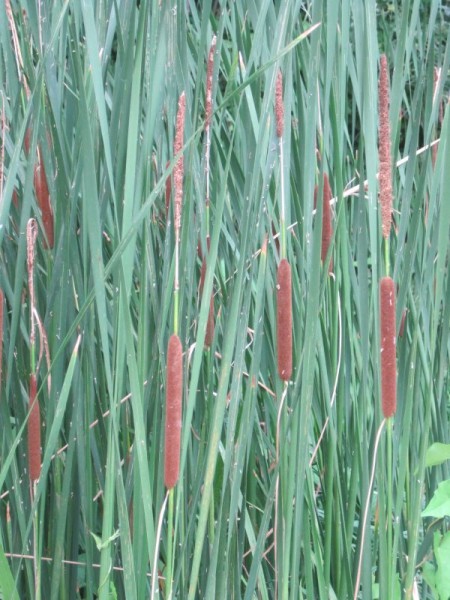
[0,0,449,598]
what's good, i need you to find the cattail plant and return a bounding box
[379,276,397,418]
[163,90,186,600]
[378,54,393,241]
[274,69,292,381]
[276,258,292,381]
[164,91,185,490]
[314,173,334,273]
[164,334,183,489]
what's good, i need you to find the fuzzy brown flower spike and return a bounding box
[173,92,186,238]
[275,70,284,139]
[164,334,183,489]
[380,276,397,418]
[378,54,393,239]
[28,374,41,481]
[277,259,292,380]
[315,173,334,273]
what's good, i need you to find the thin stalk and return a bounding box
[166,490,175,600]
[279,139,287,260]
[386,417,393,598]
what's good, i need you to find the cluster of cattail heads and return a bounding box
[378,54,393,240]
[379,276,397,418]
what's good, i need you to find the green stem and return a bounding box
[386,417,393,597]
[279,138,287,260]
[166,489,174,599]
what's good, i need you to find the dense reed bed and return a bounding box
[0,2,449,599]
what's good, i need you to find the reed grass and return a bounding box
[0,2,449,599]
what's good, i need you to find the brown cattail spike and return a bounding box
[205,36,216,131]
[173,92,186,237]
[380,276,397,418]
[378,54,393,239]
[275,70,284,139]
[320,173,333,273]
[276,259,292,381]
[28,374,41,481]
[164,334,183,489]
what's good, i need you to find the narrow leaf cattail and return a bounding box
[314,173,334,273]
[275,69,284,139]
[205,35,216,131]
[173,92,186,238]
[164,334,183,489]
[378,54,393,239]
[276,259,292,381]
[28,374,41,481]
[380,276,397,418]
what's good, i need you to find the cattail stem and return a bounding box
[275,70,287,260]
[166,489,175,599]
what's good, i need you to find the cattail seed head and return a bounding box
[380,276,397,418]
[276,259,292,381]
[173,92,186,237]
[164,334,183,489]
[205,35,217,131]
[319,173,333,273]
[378,54,393,239]
[28,374,41,481]
[275,69,284,139]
